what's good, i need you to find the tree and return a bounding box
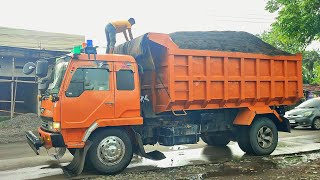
[258,30,304,54]
[259,30,320,84]
[265,0,320,47]
[303,51,320,84]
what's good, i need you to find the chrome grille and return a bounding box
[41,117,50,131]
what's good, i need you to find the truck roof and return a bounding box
[75,53,136,63]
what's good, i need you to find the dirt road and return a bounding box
[0,128,319,180]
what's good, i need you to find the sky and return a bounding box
[0,0,317,51]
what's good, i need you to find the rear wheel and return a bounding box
[237,126,254,154]
[249,117,278,155]
[201,134,230,146]
[312,118,320,130]
[88,128,133,174]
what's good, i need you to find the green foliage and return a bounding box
[258,30,319,83]
[312,62,320,84]
[258,31,304,53]
[303,51,320,84]
[265,0,320,46]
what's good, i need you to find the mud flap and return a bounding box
[134,132,166,160]
[278,116,291,133]
[62,141,92,177]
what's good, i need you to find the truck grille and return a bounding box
[41,120,49,130]
[40,116,52,131]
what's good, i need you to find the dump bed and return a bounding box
[114,32,303,114]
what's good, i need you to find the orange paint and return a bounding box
[39,54,142,149]
[38,127,53,148]
[233,106,282,125]
[141,33,303,114]
[38,33,302,149]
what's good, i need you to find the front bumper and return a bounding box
[26,131,43,155]
[287,116,313,126]
[26,127,66,155]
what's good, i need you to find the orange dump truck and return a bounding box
[25,32,303,176]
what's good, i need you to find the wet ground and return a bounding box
[0,127,320,180]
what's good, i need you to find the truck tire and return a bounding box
[249,117,278,156]
[311,118,320,130]
[236,126,254,154]
[201,134,230,146]
[88,128,133,174]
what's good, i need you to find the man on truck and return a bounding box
[105,18,135,54]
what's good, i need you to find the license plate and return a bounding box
[289,120,296,123]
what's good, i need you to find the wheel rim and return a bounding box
[257,126,273,149]
[314,119,320,129]
[97,136,126,166]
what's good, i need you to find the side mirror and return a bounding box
[23,62,36,75]
[36,60,49,78]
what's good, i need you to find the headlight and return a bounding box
[48,121,61,132]
[303,111,313,117]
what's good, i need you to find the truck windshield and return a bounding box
[47,61,69,94]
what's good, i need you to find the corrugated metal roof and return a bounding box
[303,84,320,92]
[0,27,85,51]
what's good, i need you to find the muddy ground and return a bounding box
[1,128,320,180]
[81,151,320,180]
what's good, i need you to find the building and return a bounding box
[0,27,84,118]
[303,84,320,99]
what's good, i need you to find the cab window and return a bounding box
[116,70,134,90]
[66,68,109,97]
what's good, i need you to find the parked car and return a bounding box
[284,97,320,130]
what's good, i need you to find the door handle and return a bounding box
[104,102,114,105]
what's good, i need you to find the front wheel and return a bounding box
[312,118,320,130]
[88,128,133,174]
[249,117,278,155]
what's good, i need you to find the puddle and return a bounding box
[0,165,64,180]
[40,160,63,169]
[273,151,320,168]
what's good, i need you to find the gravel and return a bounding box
[169,31,292,56]
[0,113,41,144]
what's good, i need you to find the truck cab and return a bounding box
[35,53,142,148]
[26,50,145,175]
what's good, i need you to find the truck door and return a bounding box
[114,62,140,118]
[61,62,114,128]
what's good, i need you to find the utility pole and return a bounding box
[10,57,15,119]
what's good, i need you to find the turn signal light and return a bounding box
[53,122,61,132]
